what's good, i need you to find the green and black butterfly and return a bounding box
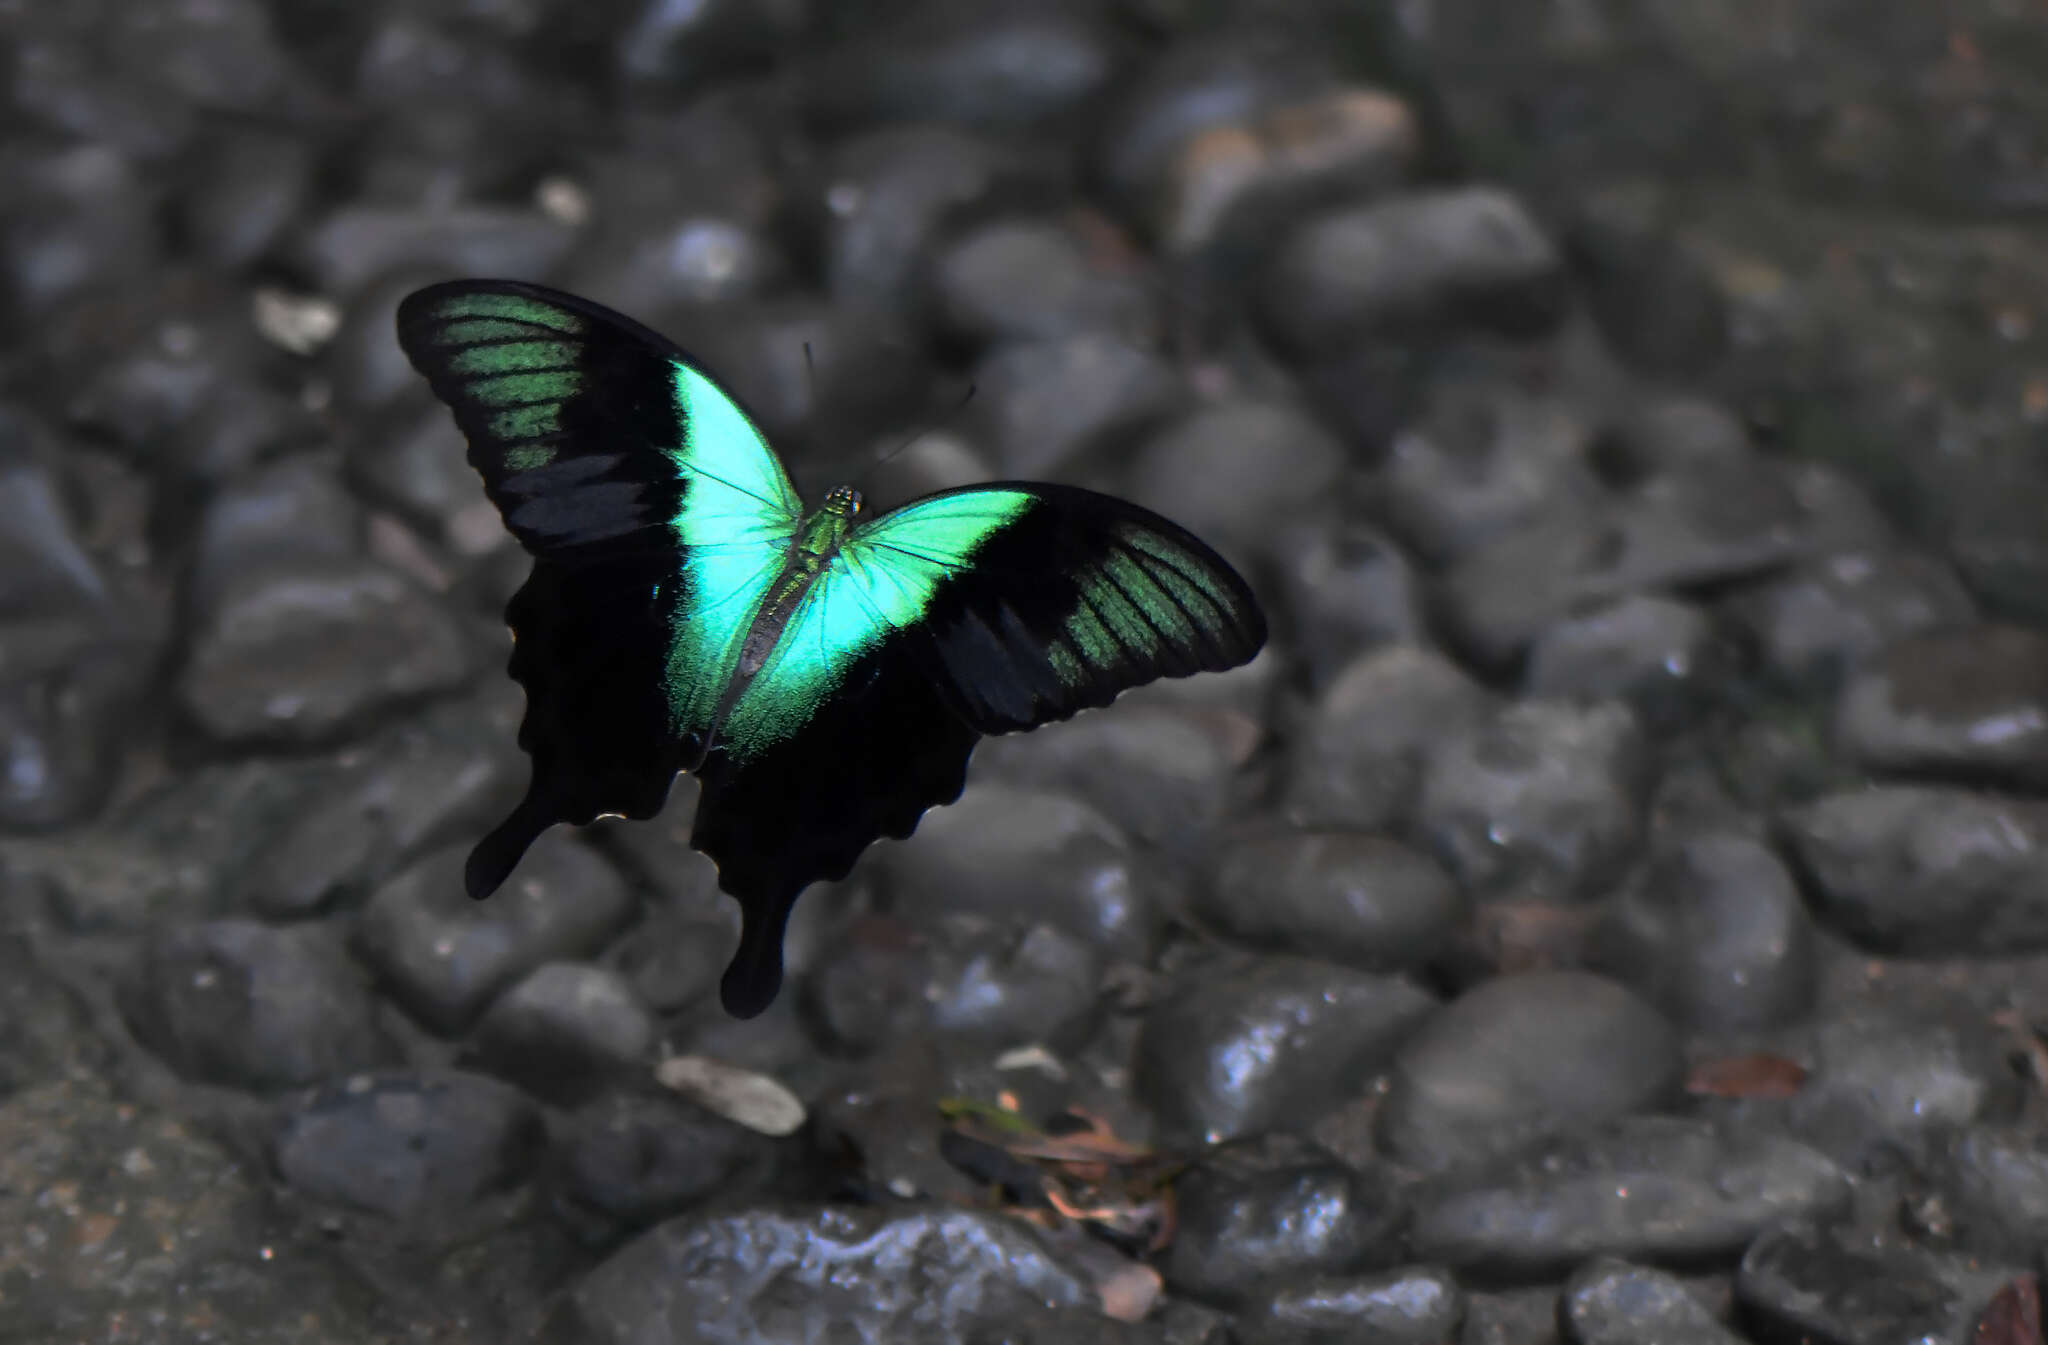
[395,280,1266,1018]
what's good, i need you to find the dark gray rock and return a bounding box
[472,963,656,1105]
[1411,1116,1849,1281]
[1836,624,2048,789]
[1523,596,1722,733]
[873,782,1159,962]
[1162,1134,1406,1308]
[1,141,160,315]
[178,558,472,746]
[176,125,314,270]
[1237,1266,1463,1345]
[924,917,1104,1051]
[968,334,1183,480]
[186,455,361,609]
[117,919,387,1092]
[1414,700,1651,905]
[1459,1288,1564,1345]
[607,908,733,1018]
[293,203,579,300]
[933,218,1154,347]
[1561,1258,1743,1345]
[1736,1223,2016,1345]
[1137,951,1436,1146]
[554,1088,778,1232]
[545,1205,1098,1344]
[0,441,109,621]
[0,637,153,832]
[1286,645,1493,831]
[1606,393,1755,475]
[1264,188,1566,352]
[1731,549,1978,692]
[1378,971,1683,1173]
[1588,831,1816,1032]
[1269,516,1430,688]
[1934,1126,2048,1266]
[354,838,634,1035]
[1379,387,1604,566]
[0,916,109,1098]
[1567,182,1729,380]
[272,1070,543,1227]
[1124,400,1345,558]
[1779,786,2048,954]
[807,2,1118,135]
[972,704,1250,859]
[1198,828,1463,972]
[801,914,933,1058]
[569,214,786,315]
[347,404,503,559]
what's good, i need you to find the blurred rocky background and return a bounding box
[4,0,2048,1341]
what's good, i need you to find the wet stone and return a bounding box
[1414,699,1651,905]
[0,916,108,1097]
[346,405,500,556]
[1562,1258,1744,1345]
[606,908,733,1018]
[1523,596,1721,734]
[554,1088,778,1233]
[272,1069,544,1228]
[354,837,634,1035]
[874,782,1158,962]
[0,638,153,832]
[472,963,656,1106]
[293,203,579,300]
[1378,971,1683,1174]
[545,1205,1096,1345]
[1,141,160,315]
[176,124,315,270]
[1835,625,2048,790]
[933,217,1154,347]
[968,333,1182,481]
[923,917,1104,1052]
[1607,393,1756,475]
[1778,786,2048,955]
[1125,399,1345,559]
[1269,516,1429,689]
[1731,549,1978,692]
[1410,1116,1849,1282]
[1198,828,1463,973]
[1459,1289,1562,1345]
[117,919,388,1092]
[1587,831,1816,1032]
[1935,1126,2048,1265]
[1264,188,1565,352]
[178,557,473,747]
[1236,1266,1463,1345]
[1137,951,1436,1146]
[0,441,109,621]
[187,455,362,610]
[1378,386,1604,567]
[1162,1133,1406,1308]
[971,704,1248,860]
[1736,1223,2016,1345]
[1286,644,1492,831]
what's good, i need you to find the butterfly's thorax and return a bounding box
[732,487,862,682]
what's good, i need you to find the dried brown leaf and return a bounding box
[1684,1053,1807,1100]
[1977,1275,2045,1345]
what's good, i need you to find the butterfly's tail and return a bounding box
[719,887,798,1019]
[465,793,554,900]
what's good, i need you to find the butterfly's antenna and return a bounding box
[847,382,978,496]
[801,341,817,406]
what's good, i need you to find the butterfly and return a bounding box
[395,280,1267,1018]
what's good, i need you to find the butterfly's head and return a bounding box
[822,485,863,518]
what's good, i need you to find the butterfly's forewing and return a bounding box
[690,483,1266,1016]
[395,280,803,899]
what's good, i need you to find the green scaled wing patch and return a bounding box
[395,280,803,901]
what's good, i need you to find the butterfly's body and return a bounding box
[397,280,1267,1018]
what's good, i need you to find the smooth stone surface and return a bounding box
[272,1070,543,1227]
[968,333,1183,480]
[472,963,657,1105]
[178,558,472,746]
[354,838,634,1035]
[1378,972,1684,1173]
[1198,828,1463,972]
[1410,1116,1849,1281]
[874,782,1159,961]
[1736,1223,2014,1345]
[1562,1258,1744,1345]
[922,917,1104,1051]
[1138,951,1437,1146]
[554,1089,778,1232]
[0,637,152,832]
[177,124,314,269]
[1286,645,1493,831]
[3,142,160,315]
[117,919,387,1092]
[1934,1125,2048,1267]
[1125,399,1345,557]
[1264,187,1565,351]
[293,203,578,300]
[1522,595,1721,733]
[1414,700,1651,905]
[1163,1134,1406,1308]
[1237,1265,1463,1345]
[0,443,109,620]
[1835,625,2048,789]
[1269,516,1430,688]
[187,455,361,609]
[546,1205,1095,1345]
[1778,786,2048,954]
[1588,831,1816,1031]
[1732,549,1977,691]
[933,217,1153,346]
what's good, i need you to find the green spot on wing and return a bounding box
[505,445,557,471]
[432,292,586,332]
[489,404,565,440]
[431,317,547,345]
[447,340,579,376]
[468,369,583,407]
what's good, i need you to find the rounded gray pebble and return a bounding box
[1198,828,1463,972]
[1286,645,1492,831]
[1835,624,2048,789]
[1731,548,1977,692]
[1125,400,1345,559]
[472,962,657,1105]
[1378,971,1683,1173]
[556,1089,777,1231]
[1522,595,1721,733]
[1562,1258,1744,1345]
[1269,516,1430,689]
[1238,1266,1464,1345]
[1736,1223,2016,1345]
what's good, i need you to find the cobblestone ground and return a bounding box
[4,2,2048,1342]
